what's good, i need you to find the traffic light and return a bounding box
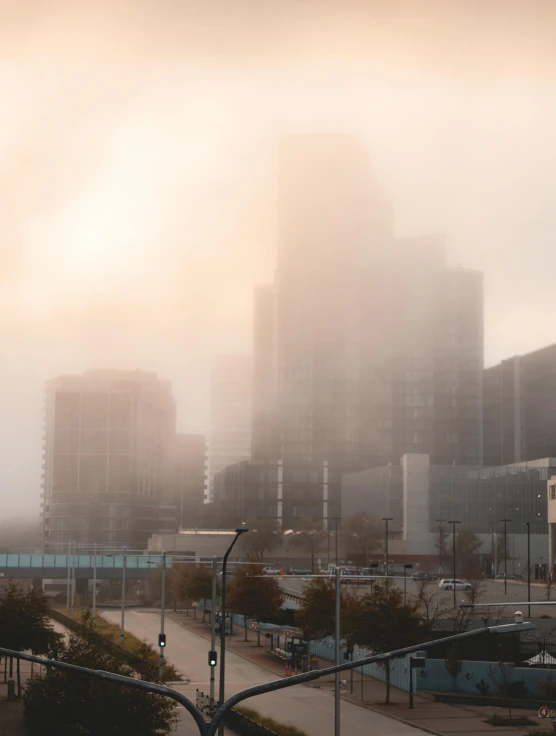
[208,650,217,667]
[158,634,166,648]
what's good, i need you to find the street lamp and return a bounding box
[525,522,531,619]
[435,519,446,573]
[381,518,393,578]
[120,546,127,645]
[403,564,413,605]
[218,524,248,736]
[448,521,461,609]
[501,519,511,595]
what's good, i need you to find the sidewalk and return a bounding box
[170,611,549,736]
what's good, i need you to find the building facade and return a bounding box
[252,135,484,504]
[342,453,552,571]
[167,433,207,529]
[42,370,178,550]
[484,343,556,466]
[207,355,252,503]
[211,459,340,530]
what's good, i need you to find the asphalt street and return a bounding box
[101,609,425,736]
[281,576,556,617]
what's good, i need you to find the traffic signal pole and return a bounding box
[158,550,166,681]
[210,556,217,710]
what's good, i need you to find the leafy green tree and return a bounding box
[356,581,424,703]
[296,578,362,649]
[340,513,381,567]
[24,618,178,736]
[0,584,62,695]
[290,518,327,573]
[227,564,284,642]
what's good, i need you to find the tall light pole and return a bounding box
[158,550,167,681]
[218,524,248,736]
[403,564,413,605]
[92,543,97,629]
[382,518,393,578]
[120,546,127,646]
[436,519,446,573]
[334,566,341,736]
[210,557,218,711]
[525,522,531,619]
[448,521,461,609]
[501,519,511,595]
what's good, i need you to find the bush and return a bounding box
[235,706,309,736]
[484,715,535,727]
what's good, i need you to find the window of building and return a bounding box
[550,486,556,501]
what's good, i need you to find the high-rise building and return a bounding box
[207,355,252,502]
[484,343,556,466]
[168,433,207,528]
[41,370,177,550]
[252,135,483,508]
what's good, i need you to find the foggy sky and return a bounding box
[4,0,556,516]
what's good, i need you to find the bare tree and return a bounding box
[414,579,450,633]
[290,518,327,573]
[340,513,382,567]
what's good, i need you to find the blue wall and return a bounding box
[418,659,556,696]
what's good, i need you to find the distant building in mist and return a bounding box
[41,370,178,550]
[252,134,484,508]
[207,355,252,503]
[484,343,556,466]
[168,433,207,528]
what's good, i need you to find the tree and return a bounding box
[24,619,178,736]
[240,519,281,562]
[0,584,62,695]
[414,579,450,633]
[296,578,362,647]
[444,644,462,690]
[340,513,381,567]
[290,518,327,573]
[435,526,450,574]
[356,581,424,704]
[227,564,284,643]
[489,659,527,719]
[451,529,483,578]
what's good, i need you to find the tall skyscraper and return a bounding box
[168,433,207,528]
[484,343,556,466]
[42,370,177,550]
[252,135,483,491]
[207,355,252,502]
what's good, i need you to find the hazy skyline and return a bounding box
[4,0,556,515]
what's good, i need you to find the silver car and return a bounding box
[438,578,471,591]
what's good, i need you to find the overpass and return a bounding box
[0,553,171,580]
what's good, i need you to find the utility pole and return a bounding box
[158,551,166,681]
[501,519,511,595]
[436,519,445,573]
[335,566,341,736]
[92,543,97,628]
[382,518,393,578]
[448,521,461,609]
[120,546,127,645]
[525,522,531,619]
[210,557,218,711]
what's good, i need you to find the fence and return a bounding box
[224,709,280,736]
[309,637,412,691]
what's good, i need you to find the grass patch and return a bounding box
[53,607,180,681]
[235,706,308,736]
[484,715,536,727]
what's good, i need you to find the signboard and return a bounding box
[249,621,257,630]
[284,630,292,638]
[538,706,556,719]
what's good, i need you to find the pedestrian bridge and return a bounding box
[0,553,171,580]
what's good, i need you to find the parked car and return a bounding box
[288,567,311,575]
[412,571,437,581]
[263,567,280,575]
[438,578,471,591]
[340,568,371,585]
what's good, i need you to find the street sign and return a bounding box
[539,706,550,718]
[284,630,292,637]
[250,621,257,630]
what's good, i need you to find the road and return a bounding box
[282,576,556,616]
[101,609,424,736]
